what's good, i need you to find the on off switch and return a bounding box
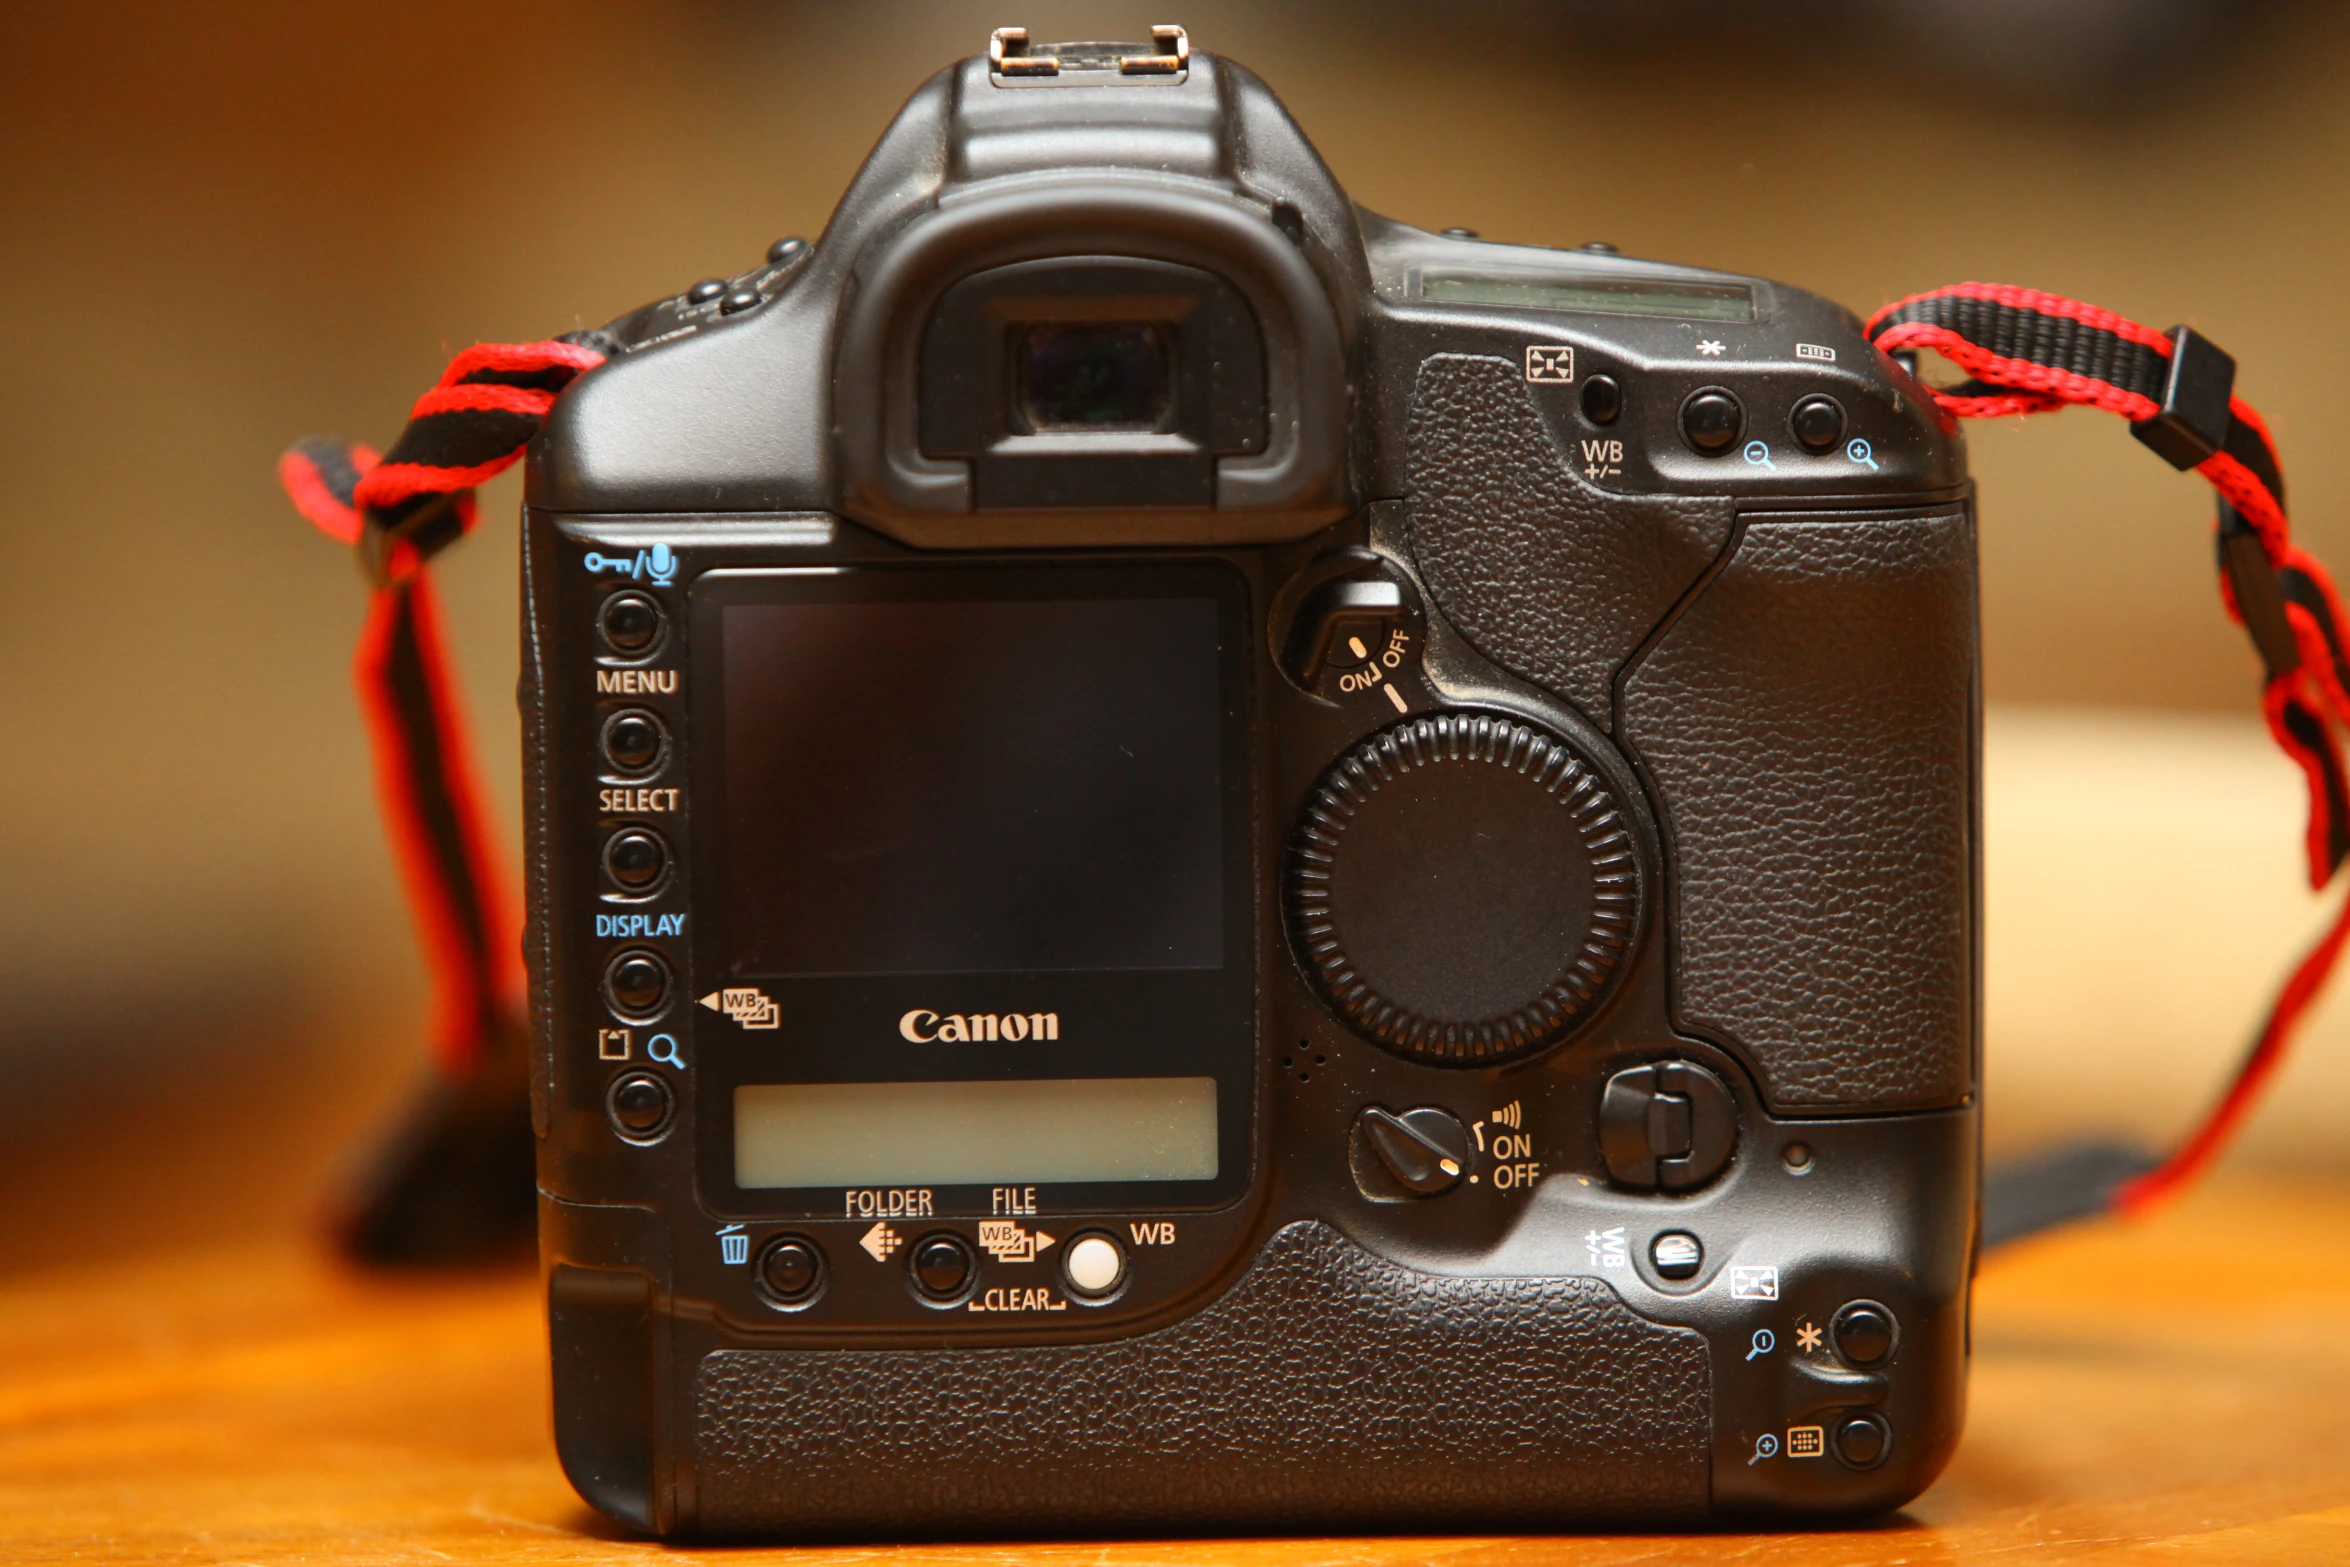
[1278,551,1418,688]
[1352,1104,1469,1198]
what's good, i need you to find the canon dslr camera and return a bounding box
[531,28,1974,1536]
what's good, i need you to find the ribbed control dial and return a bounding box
[1288,712,1640,1064]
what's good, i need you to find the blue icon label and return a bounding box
[597,912,686,938]
[583,544,678,586]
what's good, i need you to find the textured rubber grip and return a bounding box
[692,1220,1712,1536]
[1405,353,1734,731]
[1621,510,1978,1112]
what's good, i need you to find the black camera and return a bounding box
[528,28,1973,1536]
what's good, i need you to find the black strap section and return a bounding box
[363,492,470,579]
[2221,516,2303,679]
[1981,1143,2158,1249]
[2282,562,2350,695]
[2221,411,2286,504]
[2280,693,2350,872]
[377,407,545,473]
[383,581,497,1025]
[1867,292,2170,401]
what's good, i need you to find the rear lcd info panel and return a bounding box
[734,1077,1219,1187]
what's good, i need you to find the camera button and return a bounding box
[1650,1231,1702,1280]
[603,828,669,893]
[1832,1412,1893,1470]
[1791,394,1847,453]
[756,1236,825,1307]
[1831,1300,1898,1366]
[909,1233,976,1303]
[603,949,672,1020]
[597,591,666,656]
[600,709,668,775]
[1063,1233,1126,1298]
[1680,387,1745,454]
[605,1071,674,1142]
[685,277,726,305]
[1580,374,1623,425]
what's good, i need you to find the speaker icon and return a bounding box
[1490,1101,1522,1130]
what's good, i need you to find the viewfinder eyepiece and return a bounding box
[1015,322,1172,432]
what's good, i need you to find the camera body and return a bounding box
[524,34,1977,1537]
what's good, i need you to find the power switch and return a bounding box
[1598,1060,1736,1192]
[1286,576,1404,683]
[1352,1105,1468,1198]
[1277,550,1421,689]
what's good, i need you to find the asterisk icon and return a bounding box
[1795,1320,1823,1353]
[1696,340,1727,357]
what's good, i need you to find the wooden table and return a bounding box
[6,1176,2349,1564]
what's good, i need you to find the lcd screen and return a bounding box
[718,589,1225,975]
[1419,271,1756,322]
[734,1076,1219,1187]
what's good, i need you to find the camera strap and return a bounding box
[1864,286,2350,1229]
[281,289,2340,1257]
[279,337,604,1259]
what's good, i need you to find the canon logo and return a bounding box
[899,1009,1061,1043]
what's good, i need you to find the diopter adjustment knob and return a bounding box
[1288,711,1642,1064]
[1598,1060,1736,1191]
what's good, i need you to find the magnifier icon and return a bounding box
[1749,1432,1780,1465]
[1746,1328,1776,1361]
[647,1034,685,1069]
[1742,440,1776,471]
[1848,437,1881,471]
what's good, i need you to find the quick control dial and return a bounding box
[1287,711,1642,1064]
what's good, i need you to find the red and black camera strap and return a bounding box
[283,289,2341,1259]
[279,337,604,1261]
[1866,285,2350,1225]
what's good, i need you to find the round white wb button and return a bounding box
[1064,1234,1125,1297]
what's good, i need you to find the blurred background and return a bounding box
[5,0,2348,1272]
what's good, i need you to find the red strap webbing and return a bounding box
[279,338,603,1071]
[1868,284,2350,1216]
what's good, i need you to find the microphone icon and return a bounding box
[646,543,677,585]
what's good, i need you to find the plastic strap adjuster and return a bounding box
[2131,325,2238,470]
